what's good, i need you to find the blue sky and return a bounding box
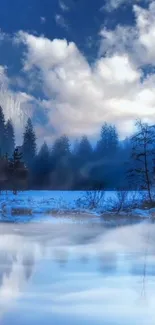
[0,0,154,145]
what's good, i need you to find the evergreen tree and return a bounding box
[76,136,93,164]
[93,123,119,189]
[5,119,15,157]
[51,135,72,189]
[33,142,51,188]
[73,136,93,189]
[72,139,80,156]
[7,147,28,194]
[13,147,22,166]
[96,123,119,158]
[52,135,70,159]
[0,106,6,155]
[22,118,37,167]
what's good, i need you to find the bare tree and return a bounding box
[76,188,105,210]
[112,189,129,213]
[128,120,155,203]
[84,189,105,209]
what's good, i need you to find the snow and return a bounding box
[0,190,151,223]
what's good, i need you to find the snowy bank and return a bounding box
[0,190,153,223]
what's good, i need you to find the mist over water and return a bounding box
[0,220,155,325]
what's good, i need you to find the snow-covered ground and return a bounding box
[0,190,152,223]
[0,221,155,325]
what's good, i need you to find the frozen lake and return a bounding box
[0,220,155,325]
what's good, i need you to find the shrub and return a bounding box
[76,189,105,210]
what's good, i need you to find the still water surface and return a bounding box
[0,219,155,325]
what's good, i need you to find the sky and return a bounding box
[0,0,155,145]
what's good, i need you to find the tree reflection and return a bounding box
[0,238,36,306]
[0,252,15,285]
[52,248,68,268]
[98,251,117,275]
[22,254,35,280]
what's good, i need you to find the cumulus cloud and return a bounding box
[100,1,155,65]
[15,2,155,140]
[101,0,151,12]
[0,67,31,138]
[0,1,154,142]
[133,2,155,64]
[59,1,69,12]
[0,66,46,144]
[100,0,128,11]
[40,16,46,24]
[55,14,68,30]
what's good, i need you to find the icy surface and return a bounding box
[0,221,155,325]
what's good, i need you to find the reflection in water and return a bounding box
[99,251,117,274]
[80,255,89,264]
[0,221,155,325]
[53,248,69,268]
[0,236,35,320]
[0,252,15,285]
[22,255,35,280]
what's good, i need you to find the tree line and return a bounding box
[0,105,155,193]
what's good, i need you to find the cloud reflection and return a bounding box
[0,221,155,325]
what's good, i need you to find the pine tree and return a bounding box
[52,135,70,159]
[94,123,119,189]
[73,136,93,189]
[22,118,37,167]
[13,147,22,166]
[39,142,50,160]
[51,135,72,188]
[0,106,6,155]
[33,142,51,188]
[5,119,15,157]
[96,123,119,158]
[76,136,93,164]
[72,139,80,156]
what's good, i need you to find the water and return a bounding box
[0,220,155,325]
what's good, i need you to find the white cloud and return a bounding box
[95,55,140,84]
[100,1,155,66]
[14,25,155,140]
[59,1,69,12]
[99,25,137,57]
[0,66,38,144]
[101,0,128,11]
[40,16,46,24]
[0,29,10,42]
[55,14,68,30]
[133,2,155,63]
[101,0,151,12]
[6,1,155,141]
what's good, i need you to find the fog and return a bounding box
[0,221,155,325]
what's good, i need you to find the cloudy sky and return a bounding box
[0,0,155,144]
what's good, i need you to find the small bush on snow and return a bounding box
[140,191,155,209]
[106,190,141,213]
[76,190,105,210]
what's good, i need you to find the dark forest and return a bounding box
[0,106,155,192]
